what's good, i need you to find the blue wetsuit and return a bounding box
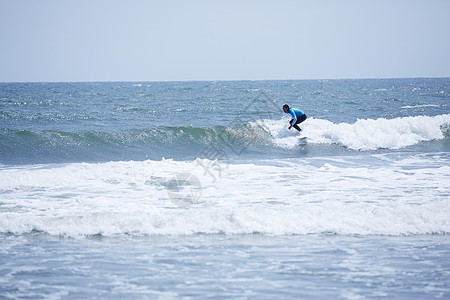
[287,108,307,132]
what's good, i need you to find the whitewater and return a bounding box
[260,114,450,150]
[1,152,449,237]
[1,79,449,299]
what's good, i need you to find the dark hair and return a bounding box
[283,104,289,109]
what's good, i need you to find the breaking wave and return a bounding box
[1,114,449,164]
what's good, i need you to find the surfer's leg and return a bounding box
[292,124,301,131]
[292,114,307,132]
[297,114,307,124]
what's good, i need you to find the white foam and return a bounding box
[1,153,449,237]
[257,114,450,150]
[255,118,301,148]
[401,104,443,109]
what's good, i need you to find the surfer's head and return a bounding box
[283,104,289,113]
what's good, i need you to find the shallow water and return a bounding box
[1,234,449,299]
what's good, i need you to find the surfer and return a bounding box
[283,104,307,132]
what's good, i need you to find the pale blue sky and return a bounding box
[1,0,449,82]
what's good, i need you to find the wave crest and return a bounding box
[257,114,450,150]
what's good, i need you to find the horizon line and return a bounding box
[1,76,449,84]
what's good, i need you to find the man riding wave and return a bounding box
[283,104,307,132]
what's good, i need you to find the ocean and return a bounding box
[1,78,449,299]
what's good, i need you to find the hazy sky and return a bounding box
[1,0,449,82]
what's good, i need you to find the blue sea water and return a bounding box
[1,78,450,299]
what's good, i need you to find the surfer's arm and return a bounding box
[289,109,297,125]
